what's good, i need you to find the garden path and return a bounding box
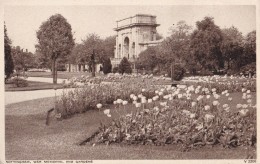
[27,77,68,83]
[5,88,75,105]
[5,77,72,105]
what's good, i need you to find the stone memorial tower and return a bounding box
[111,14,162,68]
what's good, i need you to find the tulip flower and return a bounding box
[222,104,228,108]
[190,113,196,119]
[96,103,102,109]
[212,101,219,106]
[204,105,210,111]
[122,101,128,105]
[135,103,141,108]
[236,104,242,109]
[103,109,110,115]
[191,102,197,107]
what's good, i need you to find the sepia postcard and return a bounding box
[1,0,259,163]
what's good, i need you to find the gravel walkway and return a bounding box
[5,77,71,105]
[5,88,75,105]
[27,77,68,83]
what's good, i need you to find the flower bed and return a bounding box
[89,85,256,149]
[54,73,256,149]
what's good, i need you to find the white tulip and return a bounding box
[212,101,219,106]
[190,113,196,119]
[247,99,252,104]
[236,104,242,109]
[103,109,110,115]
[135,103,141,108]
[122,101,128,105]
[96,103,102,109]
[204,105,210,111]
[191,102,197,107]
[222,104,228,108]
[117,99,123,104]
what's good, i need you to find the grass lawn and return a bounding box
[5,81,64,91]
[26,71,97,79]
[5,93,256,160]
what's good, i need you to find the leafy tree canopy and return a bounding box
[190,17,223,71]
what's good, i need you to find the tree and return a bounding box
[118,57,132,74]
[102,57,112,74]
[4,24,14,81]
[36,14,74,84]
[137,46,159,72]
[162,20,192,76]
[102,35,116,58]
[155,33,163,40]
[12,47,35,72]
[70,33,103,71]
[242,30,256,66]
[34,50,51,69]
[190,17,223,72]
[220,26,244,71]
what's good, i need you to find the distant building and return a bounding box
[111,14,163,68]
[65,63,102,73]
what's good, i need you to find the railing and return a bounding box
[117,15,157,28]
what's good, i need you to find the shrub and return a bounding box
[118,57,132,74]
[10,77,28,87]
[240,62,256,77]
[113,67,119,73]
[168,64,185,81]
[103,58,112,74]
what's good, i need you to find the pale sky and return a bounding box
[4,5,256,53]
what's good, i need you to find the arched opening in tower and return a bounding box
[124,37,130,59]
[132,42,135,58]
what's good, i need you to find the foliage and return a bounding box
[69,34,116,71]
[113,67,119,73]
[137,46,160,71]
[190,17,223,71]
[102,35,116,58]
[239,62,256,77]
[11,46,35,71]
[10,71,28,87]
[56,76,159,119]
[102,58,112,74]
[169,64,185,81]
[34,50,51,69]
[220,26,244,71]
[36,14,75,83]
[241,31,256,67]
[4,24,14,80]
[118,57,132,74]
[66,76,256,149]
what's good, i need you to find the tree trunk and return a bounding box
[92,62,95,77]
[52,59,57,84]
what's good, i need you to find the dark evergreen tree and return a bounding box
[118,57,132,74]
[102,58,112,74]
[4,24,14,81]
